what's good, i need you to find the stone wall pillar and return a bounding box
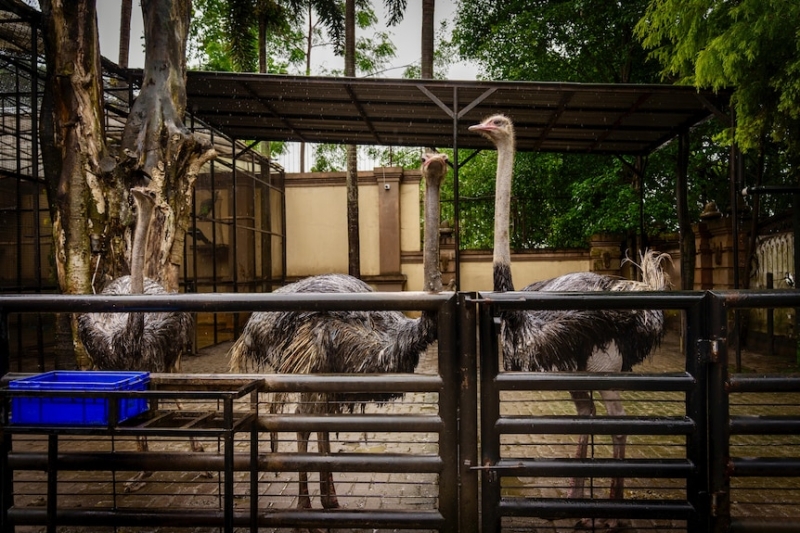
[589,233,624,277]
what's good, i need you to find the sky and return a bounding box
[95,1,479,80]
[94,1,479,172]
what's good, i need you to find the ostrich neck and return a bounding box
[423,178,442,293]
[129,198,154,295]
[493,138,515,291]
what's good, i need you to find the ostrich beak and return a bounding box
[468,122,494,132]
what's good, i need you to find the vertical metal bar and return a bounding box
[210,134,219,344]
[685,298,710,532]
[452,87,461,291]
[46,434,57,533]
[437,294,459,532]
[708,292,731,533]
[479,301,501,533]
[232,138,240,336]
[250,412,258,533]
[767,273,774,355]
[458,292,478,533]
[1,310,10,532]
[794,191,800,365]
[224,397,234,533]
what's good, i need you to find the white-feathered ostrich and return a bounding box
[470,114,671,530]
[229,152,448,511]
[77,186,196,490]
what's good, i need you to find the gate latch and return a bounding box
[698,338,722,363]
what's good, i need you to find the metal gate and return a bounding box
[475,290,800,533]
[3,290,800,532]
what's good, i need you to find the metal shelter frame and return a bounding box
[167,71,734,289]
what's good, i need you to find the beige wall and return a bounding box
[285,168,422,281]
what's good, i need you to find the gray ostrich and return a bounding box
[78,187,193,373]
[470,114,671,530]
[77,186,196,489]
[229,152,448,511]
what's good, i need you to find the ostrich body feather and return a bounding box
[78,276,193,373]
[229,273,436,409]
[501,250,670,373]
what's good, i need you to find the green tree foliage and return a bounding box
[636,0,800,160]
[449,0,707,249]
[453,0,661,83]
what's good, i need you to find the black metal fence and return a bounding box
[1,289,800,533]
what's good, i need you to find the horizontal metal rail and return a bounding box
[495,371,695,391]
[496,415,695,435]
[7,508,446,529]
[0,291,453,314]
[257,413,443,433]
[498,498,696,520]
[482,458,696,478]
[729,416,800,435]
[474,290,704,311]
[728,374,800,393]
[729,457,800,477]
[8,451,443,473]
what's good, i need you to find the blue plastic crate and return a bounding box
[9,371,150,426]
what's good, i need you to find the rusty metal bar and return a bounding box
[729,458,800,477]
[0,291,451,314]
[257,414,442,433]
[495,371,695,391]
[7,507,446,529]
[496,415,695,435]
[479,306,502,533]
[728,375,800,392]
[458,292,479,533]
[487,458,696,478]
[8,451,444,473]
[436,288,459,533]
[707,291,731,533]
[499,498,695,520]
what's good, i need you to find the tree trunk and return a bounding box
[40,0,112,369]
[120,0,215,291]
[118,0,133,68]
[420,0,434,79]
[345,0,360,277]
[40,0,215,368]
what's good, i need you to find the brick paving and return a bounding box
[7,329,800,532]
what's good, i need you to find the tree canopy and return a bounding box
[448,0,724,249]
[636,0,800,161]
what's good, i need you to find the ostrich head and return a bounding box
[421,151,448,188]
[468,114,516,151]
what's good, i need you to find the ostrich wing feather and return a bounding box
[228,273,434,408]
[505,250,670,373]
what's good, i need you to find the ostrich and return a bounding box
[470,114,671,530]
[229,151,448,511]
[77,186,195,490]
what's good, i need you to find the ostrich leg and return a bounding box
[569,389,629,531]
[297,429,313,509]
[317,430,340,509]
[568,390,596,501]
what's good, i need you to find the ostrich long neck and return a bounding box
[129,194,154,295]
[493,135,515,292]
[423,172,442,293]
